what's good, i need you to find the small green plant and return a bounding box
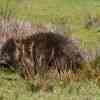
[83,14,100,30]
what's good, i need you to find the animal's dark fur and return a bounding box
[0,32,85,79]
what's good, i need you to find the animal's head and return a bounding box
[0,38,17,67]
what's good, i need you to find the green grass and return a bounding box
[0,0,100,23]
[0,70,100,100]
[0,0,100,100]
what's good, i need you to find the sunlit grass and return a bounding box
[0,70,100,100]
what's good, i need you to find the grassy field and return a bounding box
[0,69,100,100]
[0,0,100,100]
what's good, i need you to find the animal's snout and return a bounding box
[0,55,6,64]
[0,54,11,68]
[0,51,9,64]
